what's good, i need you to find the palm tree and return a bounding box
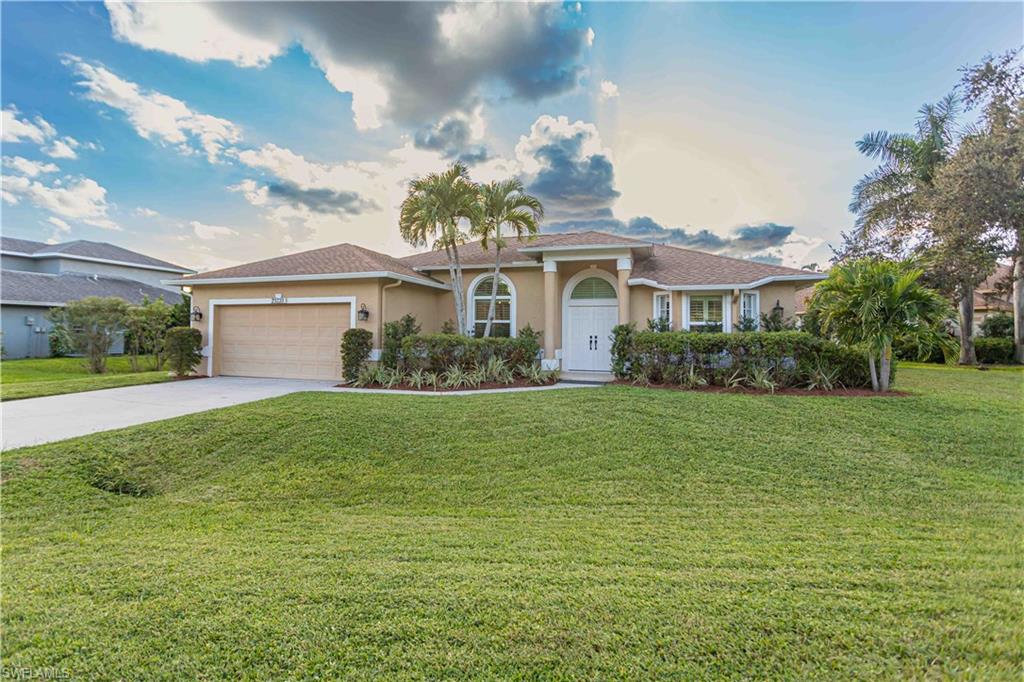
[474,179,544,337]
[813,258,952,392]
[849,94,961,243]
[399,162,479,335]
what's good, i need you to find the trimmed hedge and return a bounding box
[341,328,373,382]
[976,337,1015,365]
[611,326,891,389]
[399,332,541,373]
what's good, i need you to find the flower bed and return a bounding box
[347,357,558,391]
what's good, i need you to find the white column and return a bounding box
[543,260,558,369]
[616,257,632,326]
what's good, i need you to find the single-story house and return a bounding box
[169,232,825,380]
[1,236,193,358]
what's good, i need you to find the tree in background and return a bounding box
[922,131,1011,363]
[813,259,952,392]
[399,163,479,335]
[474,178,544,337]
[124,298,173,371]
[959,49,1024,362]
[47,297,129,374]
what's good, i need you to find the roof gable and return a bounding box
[183,242,443,286]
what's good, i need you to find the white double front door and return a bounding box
[564,304,618,372]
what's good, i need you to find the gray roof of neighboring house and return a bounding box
[1,270,183,307]
[0,236,193,273]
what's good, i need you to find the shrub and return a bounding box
[340,328,373,382]
[164,327,203,377]
[48,323,72,358]
[976,337,1015,365]
[46,296,129,373]
[610,324,636,378]
[610,330,892,390]
[980,313,1013,338]
[399,330,540,373]
[381,314,420,369]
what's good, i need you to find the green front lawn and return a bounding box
[0,355,173,400]
[3,366,1021,678]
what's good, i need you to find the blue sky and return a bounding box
[2,2,1020,271]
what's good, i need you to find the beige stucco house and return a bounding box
[168,232,825,380]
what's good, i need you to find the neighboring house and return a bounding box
[1,236,193,359]
[972,263,1013,329]
[795,263,1015,334]
[171,231,825,380]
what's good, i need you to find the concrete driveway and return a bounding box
[2,376,337,450]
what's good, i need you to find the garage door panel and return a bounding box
[216,303,348,380]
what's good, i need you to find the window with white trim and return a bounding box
[653,293,672,328]
[740,292,760,330]
[470,275,513,338]
[689,295,723,331]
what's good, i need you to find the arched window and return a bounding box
[469,274,515,337]
[570,277,617,300]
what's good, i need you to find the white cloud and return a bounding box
[2,174,120,230]
[47,216,71,233]
[514,115,610,177]
[1,106,56,144]
[106,2,283,67]
[66,55,241,162]
[190,220,238,240]
[43,136,82,159]
[135,206,159,217]
[3,156,60,177]
[586,27,595,46]
[599,80,619,100]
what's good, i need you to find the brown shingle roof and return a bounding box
[400,231,650,268]
[974,263,1012,312]
[184,243,437,283]
[631,244,822,287]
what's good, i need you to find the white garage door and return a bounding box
[216,304,349,380]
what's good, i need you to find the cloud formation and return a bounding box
[266,181,379,215]
[2,175,119,230]
[516,115,619,221]
[413,108,488,165]
[66,55,241,162]
[599,80,619,99]
[545,215,796,261]
[3,156,59,178]
[104,2,592,129]
[190,220,238,240]
[1,106,55,144]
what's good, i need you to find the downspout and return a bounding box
[381,279,402,359]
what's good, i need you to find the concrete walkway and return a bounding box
[2,376,336,450]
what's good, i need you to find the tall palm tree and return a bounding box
[399,162,479,335]
[813,258,952,392]
[849,93,961,244]
[474,179,544,337]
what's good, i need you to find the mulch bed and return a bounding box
[610,380,910,397]
[335,379,557,392]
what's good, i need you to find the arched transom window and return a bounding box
[570,277,617,301]
[470,275,514,337]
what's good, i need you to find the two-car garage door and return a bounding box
[216,304,349,380]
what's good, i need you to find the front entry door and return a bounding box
[566,305,617,371]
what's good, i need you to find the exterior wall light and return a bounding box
[191,305,204,322]
[772,299,784,317]
[357,303,370,322]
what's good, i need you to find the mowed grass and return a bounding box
[1,355,171,400]
[2,367,1021,679]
